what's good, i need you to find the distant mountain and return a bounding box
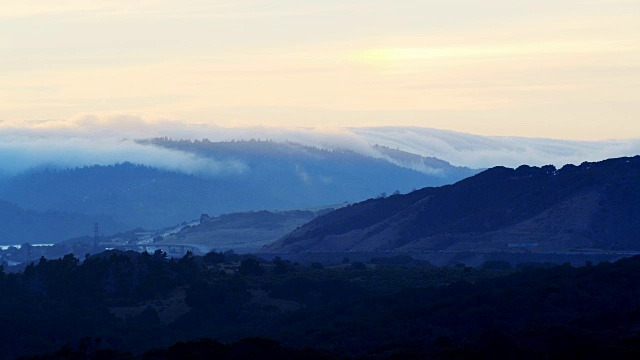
[0,200,123,245]
[0,139,478,229]
[372,144,475,175]
[144,137,478,179]
[266,156,640,252]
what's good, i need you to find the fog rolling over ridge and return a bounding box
[0,139,476,233]
[0,135,246,178]
[1,115,639,174]
[351,126,640,169]
[1,116,639,241]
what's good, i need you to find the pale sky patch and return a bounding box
[1,0,639,140]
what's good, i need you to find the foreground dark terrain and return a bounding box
[3,250,640,359]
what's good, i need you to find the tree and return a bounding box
[239,258,264,276]
[273,257,295,275]
[481,260,512,270]
[204,251,225,264]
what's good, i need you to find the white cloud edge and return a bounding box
[1,114,639,176]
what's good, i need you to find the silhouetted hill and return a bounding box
[0,140,477,229]
[267,156,640,252]
[0,200,123,245]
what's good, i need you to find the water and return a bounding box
[0,244,53,250]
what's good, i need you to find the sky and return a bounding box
[1,0,639,140]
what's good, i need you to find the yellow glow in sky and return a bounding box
[355,40,635,66]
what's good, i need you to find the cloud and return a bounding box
[0,115,250,177]
[295,165,312,185]
[350,127,640,169]
[1,114,639,177]
[0,114,377,177]
[0,137,247,178]
[0,113,364,148]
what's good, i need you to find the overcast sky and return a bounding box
[1,0,639,140]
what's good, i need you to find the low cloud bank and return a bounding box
[0,114,374,177]
[1,114,639,176]
[0,137,247,177]
[0,115,252,177]
[351,127,640,169]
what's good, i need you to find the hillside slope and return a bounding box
[266,156,640,252]
[159,209,328,253]
[0,200,123,245]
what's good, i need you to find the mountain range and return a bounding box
[266,155,640,253]
[0,199,122,245]
[0,139,477,231]
[2,128,638,250]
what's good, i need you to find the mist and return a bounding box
[0,115,376,177]
[2,114,639,177]
[352,127,640,169]
[0,135,247,178]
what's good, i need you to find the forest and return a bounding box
[2,250,640,359]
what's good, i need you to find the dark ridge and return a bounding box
[269,155,640,252]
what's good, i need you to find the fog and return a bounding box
[0,115,251,177]
[1,114,639,176]
[352,127,640,169]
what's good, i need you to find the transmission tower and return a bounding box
[94,222,100,250]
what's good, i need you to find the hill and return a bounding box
[266,155,640,252]
[0,139,477,229]
[158,209,329,253]
[0,200,123,245]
